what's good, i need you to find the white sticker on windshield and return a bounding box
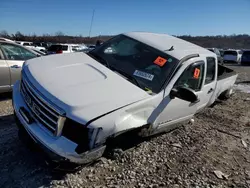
[133,70,154,81]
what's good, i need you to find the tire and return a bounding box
[218,88,233,100]
[18,127,37,151]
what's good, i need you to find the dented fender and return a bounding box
[114,106,155,134]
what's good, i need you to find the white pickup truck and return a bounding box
[12,32,238,165]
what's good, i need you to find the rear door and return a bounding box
[0,48,11,92]
[196,57,217,110]
[0,42,37,85]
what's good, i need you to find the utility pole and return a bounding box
[89,9,95,38]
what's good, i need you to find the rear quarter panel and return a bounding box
[214,74,238,98]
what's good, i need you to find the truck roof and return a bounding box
[124,32,215,60]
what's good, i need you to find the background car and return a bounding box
[207,48,224,65]
[223,50,242,64]
[0,41,40,93]
[30,48,47,56]
[241,50,250,66]
[47,44,76,54]
[0,37,16,43]
[32,42,48,52]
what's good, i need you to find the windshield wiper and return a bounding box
[87,51,111,68]
[87,51,144,90]
[109,66,142,89]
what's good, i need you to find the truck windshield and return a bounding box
[88,34,179,93]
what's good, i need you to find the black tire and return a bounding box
[18,128,37,151]
[218,88,233,100]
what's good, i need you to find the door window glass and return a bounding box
[205,57,216,84]
[0,43,37,60]
[174,62,205,91]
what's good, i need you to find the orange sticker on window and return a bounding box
[193,68,200,79]
[154,56,167,67]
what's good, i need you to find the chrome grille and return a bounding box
[20,73,65,135]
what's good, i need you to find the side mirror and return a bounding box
[170,87,199,103]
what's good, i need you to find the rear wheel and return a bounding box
[218,88,233,100]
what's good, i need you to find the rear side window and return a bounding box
[215,49,221,56]
[224,51,237,56]
[174,62,205,92]
[205,57,216,84]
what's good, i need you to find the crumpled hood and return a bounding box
[23,52,149,123]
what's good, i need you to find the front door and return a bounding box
[154,60,206,131]
[0,52,11,91]
[0,42,37,85]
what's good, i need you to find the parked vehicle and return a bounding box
[47,44,76,54]
[31,48,47,56]
[0,37,15,43]
[87,44,96,50]
[241,50,250,66]
[32,42,48,52]
[219,49,224,57]
[223,50,242,64]
[16,41,34,47]
[207,48,224,65]
[0,41,41,93]
[13,32,237,166]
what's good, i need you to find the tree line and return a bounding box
[1,30,250,49]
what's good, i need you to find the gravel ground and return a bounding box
[0,65,250,188]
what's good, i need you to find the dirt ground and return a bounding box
[0,65,250,188]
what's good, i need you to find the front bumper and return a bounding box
[12,80,106,164]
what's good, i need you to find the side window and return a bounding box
[174,62,205,91]
[215,49,221,56]
[205,57,216,84]
[1,43,37,61]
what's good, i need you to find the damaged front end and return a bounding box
[62,118,105,157]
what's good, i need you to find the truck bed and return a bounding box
[214,65,238,99]
[217,64,237,80]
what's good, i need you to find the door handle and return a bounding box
[207,88,214,94]
[10,65,21,68]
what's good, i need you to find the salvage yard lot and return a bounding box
[0,65,250,188]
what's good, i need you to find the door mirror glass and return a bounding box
[170,87,198,103]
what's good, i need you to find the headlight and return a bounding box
[62,118,102,154]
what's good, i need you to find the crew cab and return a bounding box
[12,32,238,165]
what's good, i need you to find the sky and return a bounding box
[0,0,250,37]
